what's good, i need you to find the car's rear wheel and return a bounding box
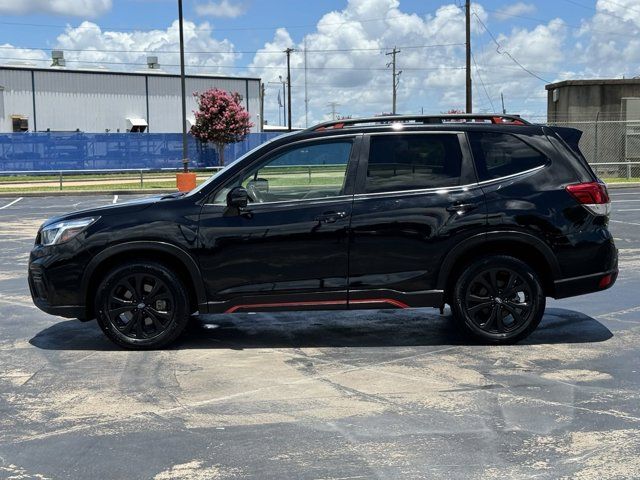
[95,262,190,349]
[451,255,545,344]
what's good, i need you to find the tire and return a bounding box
[451,255,545,344]
[95,262,190,350]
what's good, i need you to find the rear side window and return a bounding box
[469,132,547,181]
[366,134,463,193]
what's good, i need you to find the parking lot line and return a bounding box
[610,219,640,227]
[0,197,23,210]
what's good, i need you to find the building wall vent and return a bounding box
[147,56,160,69]
[51,50,65,67]
[126,118,148,132]
[11,115,29,132]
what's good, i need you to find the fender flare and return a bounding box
[436,231,561,290]
[81,241,207,309]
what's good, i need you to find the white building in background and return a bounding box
[0,63,262,133]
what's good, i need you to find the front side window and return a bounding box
[365,134,463,193]
[469,132,547,181]
[212,140,352,204]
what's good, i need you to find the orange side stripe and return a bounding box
[224,298,408,314]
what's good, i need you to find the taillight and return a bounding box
[598,274,613,289]
[565,182,611,216]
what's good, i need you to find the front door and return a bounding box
[197,135,361,314]
[348,131,487,308]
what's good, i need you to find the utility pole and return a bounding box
[386,47,401,114]
[304,40,309,127]
[501,92,506,114]
[177,0,189,171]
[260,82,265,131]
[327,102,340,120]
[285,47,294,131]
[465,0,472,113]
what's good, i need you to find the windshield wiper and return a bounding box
[160,191,187,199]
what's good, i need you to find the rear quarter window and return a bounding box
[469,132,547,181]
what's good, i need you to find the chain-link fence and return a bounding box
[547,119,640,180]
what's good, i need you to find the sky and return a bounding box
[0,0,639,127]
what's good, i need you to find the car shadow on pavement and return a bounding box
[29,307,612,351]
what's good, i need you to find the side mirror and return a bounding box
[227,186,249,209]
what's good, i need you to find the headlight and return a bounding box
[39,217,98,246]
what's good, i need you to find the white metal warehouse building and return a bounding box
[0,65,262,133]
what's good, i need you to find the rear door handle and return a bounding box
[315,211,348,224]
[446,202,478,213]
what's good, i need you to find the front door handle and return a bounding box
[315,211,348,224]
[446,202,478,213]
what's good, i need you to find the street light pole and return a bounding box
[465,0,472,113]
[178,0,189,172]
[285,47,293,131]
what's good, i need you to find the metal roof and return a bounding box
[0,64,261,82]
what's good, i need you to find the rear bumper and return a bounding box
[553,267,618,299]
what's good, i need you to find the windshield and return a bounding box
[186,132,297,197]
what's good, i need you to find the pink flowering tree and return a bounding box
[191,88,253,166]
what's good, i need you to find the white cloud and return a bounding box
[247,0,566,126]
[195,0,246,18]
[494,2,536,21]
[573,0,640,78]
[2,0,637,125]
[0,0,112,17]
[51,20,238,73]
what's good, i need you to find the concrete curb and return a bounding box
[606,182,640,189]
[0,189,176,198]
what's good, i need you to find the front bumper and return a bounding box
[32,297,87,319]
[28,252,90,320]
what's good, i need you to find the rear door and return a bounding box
[347,131,487,308]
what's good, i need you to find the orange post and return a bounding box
[176,172,197,192]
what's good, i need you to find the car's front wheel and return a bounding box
[451,255,545,344]
[95,262,190,349]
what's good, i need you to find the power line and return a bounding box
[559,0,638,24]
[0,55,471,71]
[0,43,464,56]
[0,54,564,76]
[0,8,442,33]
[480,6,640,39]
[472,12,551,84]
[471,52,495,112]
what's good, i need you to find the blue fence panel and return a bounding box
[0,132,281,172]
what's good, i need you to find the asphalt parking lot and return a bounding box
[1,190,640,479]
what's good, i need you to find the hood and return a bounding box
[40,192,186,229]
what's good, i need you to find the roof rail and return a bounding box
[306,114,530,132]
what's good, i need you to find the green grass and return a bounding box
[0,171,213,184]
[0,179,215,193]
[603,177,640,183]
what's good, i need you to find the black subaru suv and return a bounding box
[28,114,617,349]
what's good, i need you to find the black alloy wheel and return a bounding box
[452,256,545,344]
[106,274,174,339]
[95,262,190,349]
